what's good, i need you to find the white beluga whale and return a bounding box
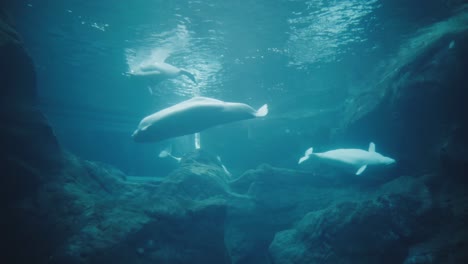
[130,62,196,84]
[132,96,268,143]
[128,50,196,88]
[298,142,396,175]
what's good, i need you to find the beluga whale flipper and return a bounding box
[158,145,181,162]
[129,50,197,84]
[132,96,268,143]
[298,142,395,175]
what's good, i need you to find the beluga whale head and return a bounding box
[380,156,396,166]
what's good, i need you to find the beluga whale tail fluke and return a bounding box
[298,147,314,164]
[297,142,395,175]
[255,104,268,117]
[180,69,197,84]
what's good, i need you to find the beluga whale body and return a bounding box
[128,50,197,87]
[132,97,268,143]
[298,142,395,175]
[130,62,196,84]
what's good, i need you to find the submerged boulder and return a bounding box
[46,150,232,264]
[268,175,435,264]
[225,164,431,264]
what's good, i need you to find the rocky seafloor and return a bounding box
[2,5,468,264]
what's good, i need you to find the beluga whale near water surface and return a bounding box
[298,142,396,175]
[128,50,197,87]
[132,96,268,143]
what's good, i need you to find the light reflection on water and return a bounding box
[24,0,385,131]
[286,0,379,67]
[125,21,224,98]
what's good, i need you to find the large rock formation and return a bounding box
[0,8,37,105]
[268,176,434,264]
[1,7,63,264]
[47,151,232,264]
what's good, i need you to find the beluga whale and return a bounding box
[128,50,197,90]
[132,97,268,143]
[130,61,197,84]
[298,142,395,175]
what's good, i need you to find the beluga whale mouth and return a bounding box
[298,142,396,175]
[132,96,268,143]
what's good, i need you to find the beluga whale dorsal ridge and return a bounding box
[298,142,395,175]
[132,96,268,143]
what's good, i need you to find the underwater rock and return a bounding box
[225,164,431,264]
[268,182,433,264]
[226,164,335,264]
[1,9,63,264]
[225,165,308,264]
[439,124,468,182]
[0,8,37,105]
[0,8,58,168]
[0,6,60,189]
[403,223,468,264]
[44,150,232,264]
[404,164,468,263]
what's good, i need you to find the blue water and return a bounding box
[12,0,456,176]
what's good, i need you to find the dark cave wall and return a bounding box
[1,6,64,264]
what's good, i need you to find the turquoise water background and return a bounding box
[12,0,456,176]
